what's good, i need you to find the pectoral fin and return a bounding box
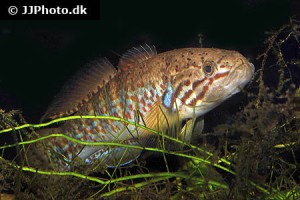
[179,117,204,143]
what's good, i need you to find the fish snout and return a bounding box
[240,62,254,87]
[223,61,254,95]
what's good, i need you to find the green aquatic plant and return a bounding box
[0,115,268,199]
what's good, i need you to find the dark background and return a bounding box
[0,0,297,122]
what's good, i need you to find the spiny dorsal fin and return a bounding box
[118,44,157,71]
[41,58,117,122]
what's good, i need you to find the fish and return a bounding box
[30,45,254,170]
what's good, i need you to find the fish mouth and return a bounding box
[197,62,254,104]
[224,62,255,95]
[179,62,254,118]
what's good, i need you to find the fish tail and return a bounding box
[36,127,62,136]
[23,127,62,170]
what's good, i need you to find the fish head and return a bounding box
[169,48,255,119]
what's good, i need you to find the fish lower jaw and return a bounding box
[179,101,222,119]
[223,83,245,97]
[229,87,241,96]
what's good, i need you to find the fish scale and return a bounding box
[33,45,254,170]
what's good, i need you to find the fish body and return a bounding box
[38,45,254,169]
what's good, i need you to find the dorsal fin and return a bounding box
[118,44,157,71]
[41,58,117,122]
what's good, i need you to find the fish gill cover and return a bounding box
[0,17,300,199]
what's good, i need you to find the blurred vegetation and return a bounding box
[0,16,300,199]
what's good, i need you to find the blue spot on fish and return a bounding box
[163,86,173,108]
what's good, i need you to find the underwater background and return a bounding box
[0,0,300,199]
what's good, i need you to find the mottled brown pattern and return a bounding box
[37,46,254,169]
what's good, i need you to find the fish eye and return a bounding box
[204,65,212,73]
[202,61,216,76]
